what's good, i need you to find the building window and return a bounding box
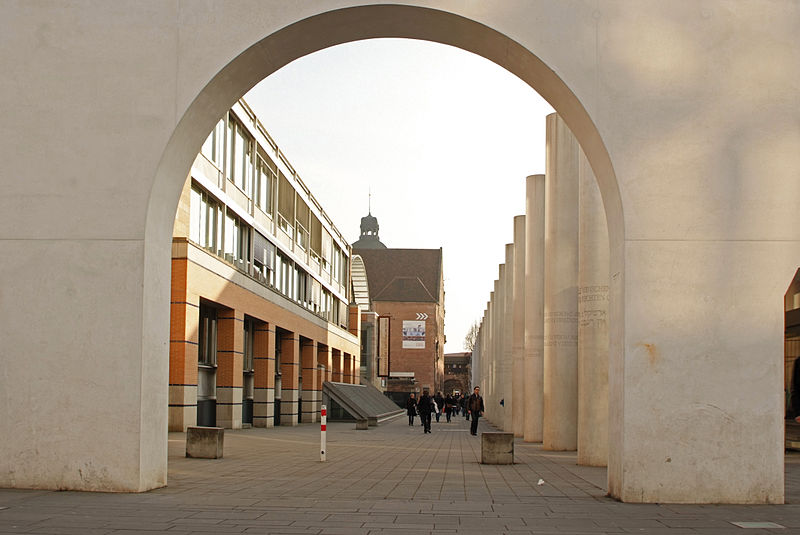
[277,171,294,235]
[227,117,253,195]
[190,184,222,255]
[198,304,217,367]
[243,317,255,373]
[256,154,275,215]
[253,231,276,285]
[201,119,224,166]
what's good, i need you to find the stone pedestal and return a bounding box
[481,432,514,464]
[543,113,580,451]
[185,426,224,459]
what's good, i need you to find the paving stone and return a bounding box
[0,420,799,534]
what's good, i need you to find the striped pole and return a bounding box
[320,404,327,462]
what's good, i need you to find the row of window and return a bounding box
[201,112,349,282]
[197,307,257,372]
[189,183,348,328]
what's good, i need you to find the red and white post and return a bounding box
[320,404,327,462]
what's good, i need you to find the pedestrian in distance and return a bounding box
[467,386,485,436]
[434,391,444,423]
[462,394,470,420]
[417,389,434,433]
[453,394,460,416]
[406,392,417,426]
[444,393,454,423]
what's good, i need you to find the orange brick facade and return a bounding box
[372,301,445,399]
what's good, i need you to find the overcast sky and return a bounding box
[245,38,554,354]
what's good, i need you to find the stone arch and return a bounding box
[145,3,625,494]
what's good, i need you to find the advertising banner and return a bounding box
[402,320,426,349]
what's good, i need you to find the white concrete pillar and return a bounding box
[543,113,580,451]
[511,216,526,438]
[577,149,610,466]
[524,174,546,443]
[503,245,515,432]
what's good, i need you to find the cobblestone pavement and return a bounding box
[2,415,800,534]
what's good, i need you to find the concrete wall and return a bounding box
[0,1,797,502]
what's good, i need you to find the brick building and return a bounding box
[444,352,472,396]
[169,99,360,432]
[354,226,445,405]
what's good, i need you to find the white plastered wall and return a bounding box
[0,1,797,502]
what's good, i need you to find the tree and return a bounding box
[463,320,480,352]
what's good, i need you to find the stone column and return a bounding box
[280,332,300,426]
[543,113,580,451]
[485,293,494,405]
[168,292,199,431]
[253,321,276,428]
[216,308,244,429]
[503,244,515,432]
[512,215,526,438]
[578,150,610,466]
[492,271,504,422]
[301,339,319,423]
[524,174,546,443]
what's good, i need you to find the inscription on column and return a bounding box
[579,286,609,329]
[544,312,578,347]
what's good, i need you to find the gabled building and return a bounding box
[353,213,445,404]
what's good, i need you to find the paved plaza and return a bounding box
[2,415,800,534]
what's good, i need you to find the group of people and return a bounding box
[405,386,485,435]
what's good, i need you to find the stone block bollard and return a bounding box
[355,419,369,430]
[186,426,224,459]
[481,432,514,464]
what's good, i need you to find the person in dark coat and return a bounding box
[406,393,417,426]
[462,393,469,420]
[434,391,445,423]
[444,393,454,423]
[467,386,485,436]
[417,389,434,433]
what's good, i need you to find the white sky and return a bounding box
[245,38,553,354]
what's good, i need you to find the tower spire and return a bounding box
[368,187,371,215]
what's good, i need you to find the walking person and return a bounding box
[467,386,485,436]
[418,389,433,433]
[444,393,454,423]
[453,394,460,416]
[462,393,470,420]
[406,392,417,426]
[434,391,444,423]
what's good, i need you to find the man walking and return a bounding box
[418,389,434,434]
[467,386,484,436]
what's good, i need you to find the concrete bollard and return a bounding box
[481,432,514,464]
[355,419,369,430]
[186,426,224,459]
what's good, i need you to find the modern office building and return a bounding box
[169,99,360,432]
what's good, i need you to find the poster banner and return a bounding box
[402,320,426,349]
